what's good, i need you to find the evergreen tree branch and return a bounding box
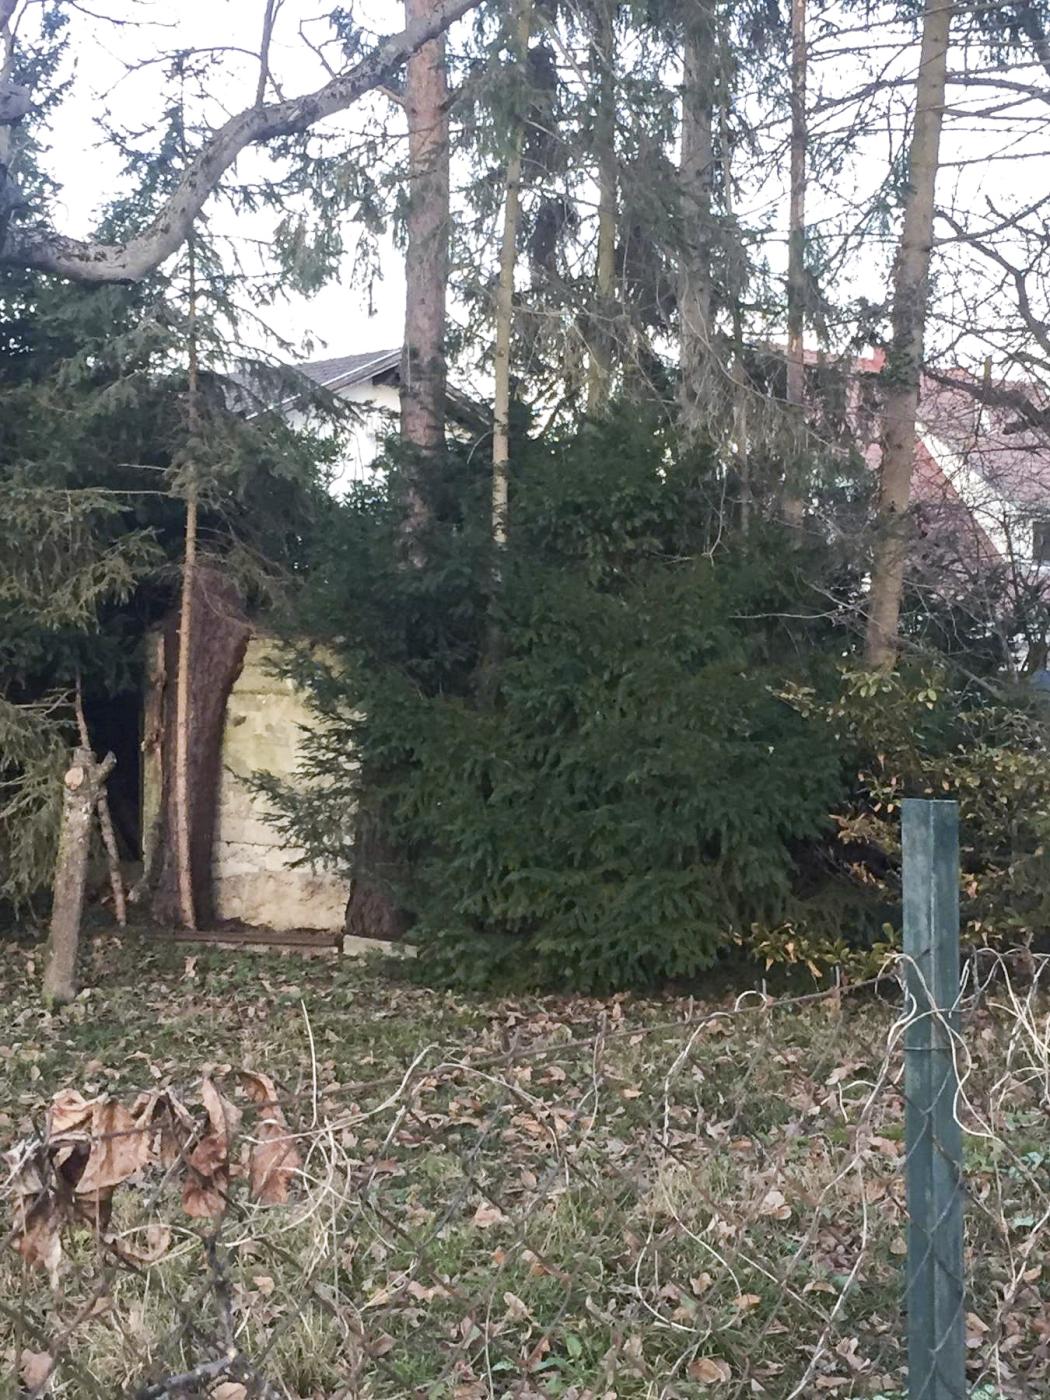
[0,0,482,282]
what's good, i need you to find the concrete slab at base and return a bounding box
[342,934,418,959]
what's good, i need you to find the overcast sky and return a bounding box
[24,0,1050,377]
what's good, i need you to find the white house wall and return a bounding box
[287,381,399,493]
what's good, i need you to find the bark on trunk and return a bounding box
[677,5,716,441]
[344,819,411,943]
[865,0,954,668]
[586,0,617,414]
[400,0,450,556]
[492,0,534,548]
[43,748,115,1006]
[782,0,808,529]
[344,0,453,942]
[150,567,251,927]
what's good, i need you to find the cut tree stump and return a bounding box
[42,747,116,1006]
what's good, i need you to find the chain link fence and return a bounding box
[1,947,1048,1398]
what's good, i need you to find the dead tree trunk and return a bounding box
[43,747,115,1006]
[677,4,716,441]
[74,678,126,927]
[782,0,808,529]
[150,567,251,927]
[865,0,955,668]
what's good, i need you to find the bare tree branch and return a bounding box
[940,208,1050,362]
[0,0,483,282]
[924,363,1050,436]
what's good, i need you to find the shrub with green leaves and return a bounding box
[263,409,853,989]
[767,666,1050,975]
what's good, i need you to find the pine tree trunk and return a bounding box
[586,0,617,414]
[344,821,411,943]
[492,0,533,548]
[43,747,115,1006]
[345,0,452,942]
[677,5,715,441]
[782,0,808,529]
[400,0,450,555]
[865,0,954,668]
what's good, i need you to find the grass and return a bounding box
[0,928,1047,1397]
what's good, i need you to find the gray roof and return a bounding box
[296,347,401,393]
[293,345,488,432]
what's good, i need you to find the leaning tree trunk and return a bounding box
[149,567,250,927]
[677,3,716,441]
[43,747,115,1006]
[865,0,955,668]
[345,0,452,944]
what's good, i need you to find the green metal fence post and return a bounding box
[902,797,966,1400]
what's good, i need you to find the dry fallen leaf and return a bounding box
[182,1078,242,1218]
[20,1349,53,1390]
[759,1188,791,1220]
[472,1202,507,1228]
[112,1224,171,1267]
[503,1290,531,1322]
[210,1384,247,1400]
[687,1355,732,1384]
[75,1100,151,1196]
[240,1071,302,1205]
[201,1077,242,1146]
[139,1091,196,1169]
[48,1089,98,1137]
[182,1172,228,1219]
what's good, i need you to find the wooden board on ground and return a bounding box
[166,926,339,953]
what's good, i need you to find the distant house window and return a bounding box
[1034,519,1050,564]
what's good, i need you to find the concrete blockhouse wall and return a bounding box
[213,638,349,931]
[144,635,349,932]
